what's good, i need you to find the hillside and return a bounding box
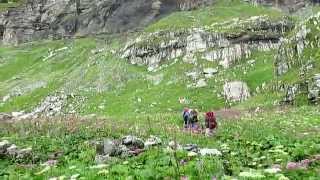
[0,0,320,179]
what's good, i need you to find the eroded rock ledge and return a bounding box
[121,15,293,71]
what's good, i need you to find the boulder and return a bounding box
[223,81,250,102]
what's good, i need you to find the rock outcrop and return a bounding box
[0,0,214,45]
[246,0,308,12]
[121,15,293,71]
[275,12,320,104]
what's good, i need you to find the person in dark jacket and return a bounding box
[182,108,190,129]
[182,108,199,132]
[204,111,217,136]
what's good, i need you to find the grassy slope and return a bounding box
[1,106,319,179]
[0,0,24,11]
[146,0,283,32]
[0,0,320,179]
[0,0,286,117]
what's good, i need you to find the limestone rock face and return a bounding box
[0,0,214,44]
[308,74,320,104]
[122,16,292,71]
[275,12,320,104]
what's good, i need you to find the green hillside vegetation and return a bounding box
[0,0,320,179]
[146,0,283,32]
[0,0,23,11]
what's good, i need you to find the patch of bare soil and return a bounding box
[215,108,242,120]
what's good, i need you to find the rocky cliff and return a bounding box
[122,15,293,71]
[0,0,214,45]
[275,12,320,104]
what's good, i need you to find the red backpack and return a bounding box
[205,112,217,129]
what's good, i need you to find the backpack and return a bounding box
[205,112,217,129]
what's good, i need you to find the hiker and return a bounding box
[182,108,190,129]
[182,108,199,132]
[204,111,217,136]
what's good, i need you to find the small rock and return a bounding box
[123,161,129,165]
[103,139,116,155]
[199,148,222,156]
[122,135,144,149]
[203,68,218,75]
[195,79,207,88]
[7,144,18,156]
[183,144,198,152]
[94,141,104,155]
[16,147,32,159]
[111,144,129,157]
[247,60,256,65]
[144,136,162,148]
[0,140,11,154]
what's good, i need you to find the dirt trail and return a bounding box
[215,108,242,120]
